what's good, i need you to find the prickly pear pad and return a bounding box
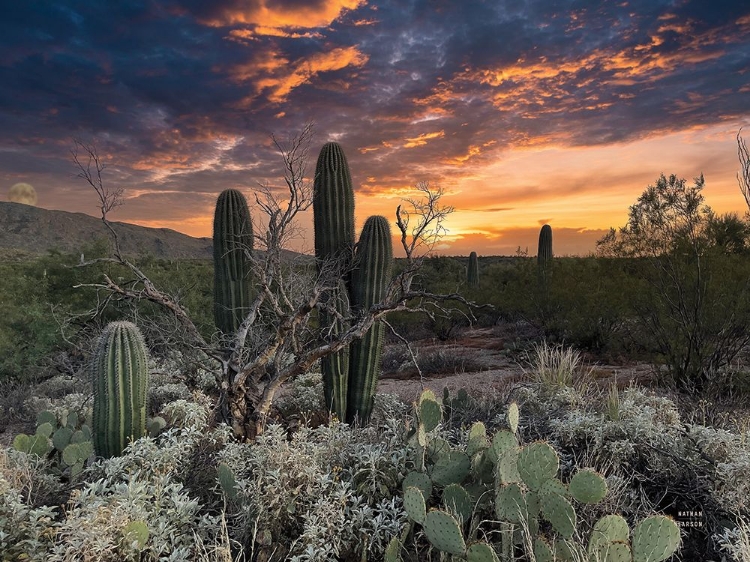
[423,510,466,555]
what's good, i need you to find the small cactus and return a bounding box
[467,251,479,287]
[538,224,553,283]
[419,389,442,432]
[91,321,149,458]
[569,468,608,504]
[442,483,473,524]
[467,542,500,562]
[631,516,681,562]
[517,441,558,491]
[403,471,433,499]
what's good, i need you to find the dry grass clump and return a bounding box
[522,340,593,392]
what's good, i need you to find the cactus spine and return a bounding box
[313,142,355,419]
[213,189,253,336]
[91,321,149,458]
[347,215,393,424]
[467,251,479,287]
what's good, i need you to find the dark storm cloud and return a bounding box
[0,0,748,229]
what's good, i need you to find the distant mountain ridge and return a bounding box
[0,201,213,259]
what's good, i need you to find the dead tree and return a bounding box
[73,127,474,440]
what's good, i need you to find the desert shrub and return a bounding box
[542,385,750,557]
[274,372,326,417]
[715,515,750,562]
[48,472,222,561]
[0,463,58,560]
[414,347,484,376]
[148,382,193,415]
[218,414,409,561]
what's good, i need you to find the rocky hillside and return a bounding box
[0,201,212,259]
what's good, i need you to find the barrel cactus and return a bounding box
[347,215,393,424]
[213,189,254,337]
[467,251,479,287]
[91,321,149,458]
[313,142,356,420]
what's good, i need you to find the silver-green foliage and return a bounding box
[217,413,409,561]
[2,395,229,561]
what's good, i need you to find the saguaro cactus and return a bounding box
[537,224,553,283]
[537,224,553,267]
[347,215,393,424]
[467,251,479,287]
[91,321,149,458]
[313,142,355,419]
[213,189,253,336]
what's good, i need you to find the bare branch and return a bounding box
[72,139,125,258]
[396,182,454,259]
[739,128,750,210]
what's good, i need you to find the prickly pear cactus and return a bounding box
[423,510,466,555]
[588,514,681,562]
[397,391,680,562]
[631,515,681,562]
[13,408,93,477]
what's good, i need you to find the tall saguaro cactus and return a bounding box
[467,251,479,287]
[538,224,553,283]
[213,189,253,337]
[91,321,149,458]
[347,216,393,424]
[313,142,355,419]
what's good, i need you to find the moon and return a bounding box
[8,182,38,206]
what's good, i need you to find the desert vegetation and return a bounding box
[1,129,750,561]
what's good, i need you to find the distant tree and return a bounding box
[705,212,750,254]
[597,173,750,391]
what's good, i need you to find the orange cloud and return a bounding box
[198,0,365,28]
[261,46,368,102]
[443,144,481,165]
[413,15,748,127]
[228,27,322,41]
[403,130,445,148]
[230,45,368,105]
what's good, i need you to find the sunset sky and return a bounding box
[1,1,749,256]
